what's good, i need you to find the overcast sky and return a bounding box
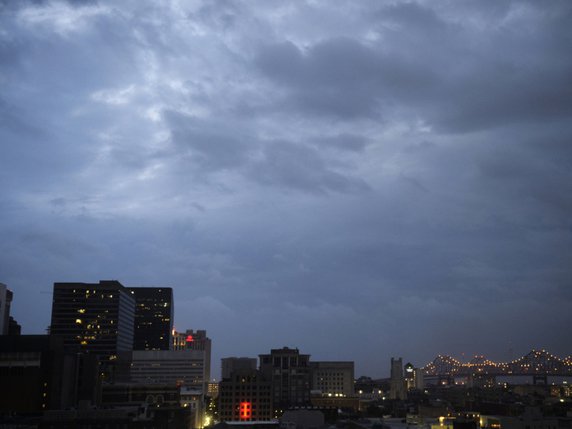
[1,0,571,378]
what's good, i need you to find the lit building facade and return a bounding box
[50,281,135,357]
[173,329,212,385]
[404,362,415,390]
[404,362,424,390]
[259,347,311,410]
[127,287,173,351]
[219,369,273,422]
[208,382,219,399]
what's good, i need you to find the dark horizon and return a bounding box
[2,0,572,380]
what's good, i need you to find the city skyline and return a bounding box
[1,0,571,379]
[3,279,571,380]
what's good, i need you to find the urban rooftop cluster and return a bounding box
[1,280,571,429]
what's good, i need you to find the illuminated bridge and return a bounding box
[422,349,572,384]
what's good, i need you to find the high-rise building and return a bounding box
[414,367,425,390]
[389,357,406,400]
[129,331,212,429]
[218,368,273,422]
[0,283,13,335]
[50,280,135,357]
[309,361,354,397]
[259,347,311,410]
[127,287,173,351]
[222,357,257,380]
[173,329,212,384]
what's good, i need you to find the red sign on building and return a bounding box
[239,402,251,420]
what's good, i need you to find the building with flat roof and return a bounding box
[222,357,258,380]
[50,281,136,357]
[128,287,173,351]
[0,335,100,412]
[259,347,311,410]
[309,361,354,397]
[130,348,210,391]
[389,357,406,400]
[219,369,273,422]
[173,329,212,383]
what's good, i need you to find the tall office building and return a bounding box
[50,280,135,357]
[389,357,406,400]
[173,329,212,383]
[221,357,257,380]
[127,287,173,350]
[259,347,311,410]
[130,331,212,429]
[0,283,13,335]
[404,362,415,390]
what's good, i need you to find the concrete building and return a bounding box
[403,363,425,390]
[404,362,415,390]
[389,357,406,400]
[208,381,220,398]
[222,357,258,380]
[414,367,425,390]
[128,287,173,351]
[219,368,273,422]
[50,280,135,357]
[0,335,100,412]
[130,348,210,391]
[259,347,311,410]
[309,361,354,397]
[0,283,13,335]
[172,329,212,385]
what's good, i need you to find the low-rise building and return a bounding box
[219,369,273,422]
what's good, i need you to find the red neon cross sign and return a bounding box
[239,402,251,420]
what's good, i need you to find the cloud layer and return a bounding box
[1,0,571,377]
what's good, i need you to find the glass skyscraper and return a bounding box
[50,280,135,357]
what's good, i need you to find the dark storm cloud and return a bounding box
[1,0,571,376]
[166,111,368,193]
[313,134,369,152]
[255,37,437,119]
[248,140,370,194]
[255,1,572,133]
[167,111,253,172]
